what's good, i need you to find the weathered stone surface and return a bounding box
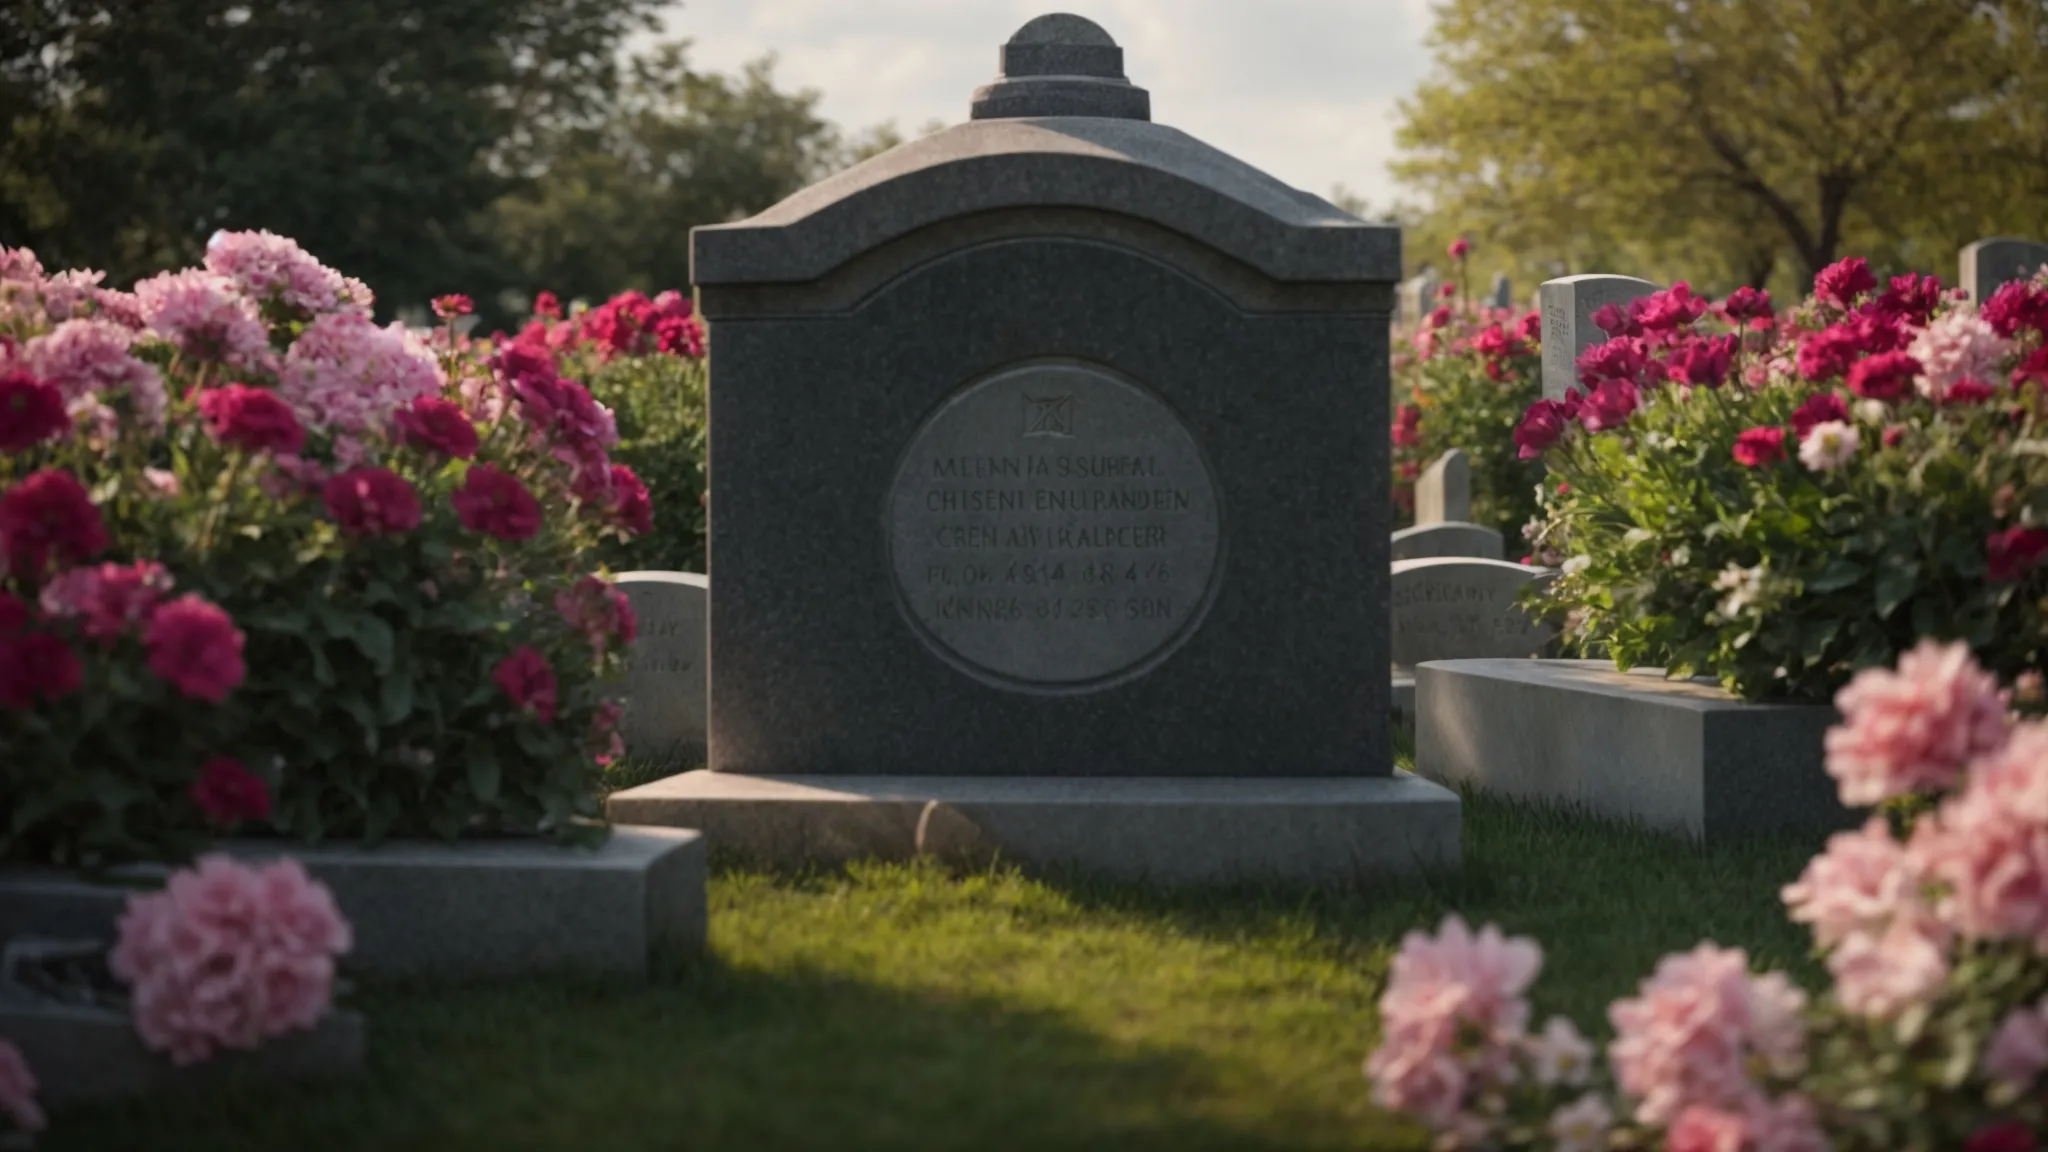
[1960,236,2048,305]
[1415,449,1471,525]
[692,14,1399,780]
[608,770,1460,885]
[0,828,706,981]
[1415,659,1855,840]
[1390,559,1552,668]
[1390,522,1504,562]
[613,572,708,767]
[1539,274,1658,401]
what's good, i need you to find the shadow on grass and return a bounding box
[43,953,1396,1152]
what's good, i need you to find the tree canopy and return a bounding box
[1394,0,2048,297]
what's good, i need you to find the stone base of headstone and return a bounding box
[1,998,365,1107]
[1415,660,1854,841]
[607,770,1459,886]
[0,827,706,981]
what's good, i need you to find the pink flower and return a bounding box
[39,559,173,642]
[196,383,306,455]
[1781,818,1923,949]
[1592,300,1644,338]
[1824,913,1950,1019]
[1606,944,1806,1125]
[532,291,562,320]
[0,1040,44,1134]
[0,368,69,451]
[1967,721,2048,825]
[144,594,247,703]
[1987,527,2048,583]
[1788,393,1849,441]
[110,855,351,1066]
[1366,915,1541,1127]
[1983,280,2048,339]
[322,467,423,537]
[1871,272,1944,326]
[452,464,542,542]
[1984,1001,2048,1090]
[1846,350,1921,401]
[278,311,445,434]
[133,268,271,370]
[1823,639,2010,805]
[1913,785,2048,948]
[1391,403,1423,448]
[1943,377,1999,406]
[432,294,474,320]
[1668,335,1735,387]
[23,318,168,428]
[0,631,83,709]
[1525,1015,1595,1086]
[1967,1121,2040,1152]
[0,468,109,579]
[1908,311,2009,401]
[1578,337,1651,386]
[1731,426,1785,468]
[1437,282,1458,300]
[1425,305,1453,330]
[205,230,359,315]
[1579,380,1639,431]
[393,396,479,459]
[1515,397,1576,459]
[1742,1093,1829,1152]
[554,575,638,656]
[601,463,652,536]
[591,700,626,766]
[1546,1094,1612,1152]
[1665,1105,1747,1152]
[190,756,272,826]
[1718,286,1775,326]
[1447,237,1470,260]
[493,645,558,723]
[1814,257,1878,309]
[1797,324,1866,381]
[1637,282,1708,332]
[574,289,706,360]
[1515,310,1543,342]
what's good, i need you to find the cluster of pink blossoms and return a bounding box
[110,855,352,1065]
[554,574,638,658]
[204,229,372,317]
[277,310,445,435]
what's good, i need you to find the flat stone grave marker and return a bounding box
[1414,448,1470,525]
[1961,236,2048,305]
[1390,522,1504,562]
[612,571,708,767]
[1539,274,1657,401]
[1390,557,1553,668]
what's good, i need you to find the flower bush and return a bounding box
[1365,641,2048,1151]
[1391,238,1546,537]
[1519,261,2048,700]
[0,1040,42,1139]
[0,232,649,866]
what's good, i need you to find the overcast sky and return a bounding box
[645,1,1439,212]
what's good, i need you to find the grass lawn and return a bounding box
[42,788,1826,1152]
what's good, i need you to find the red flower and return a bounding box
[1717,286,1774,325]
[1871,272,1943,326]
[1965,1121,2037,1152]
[1667,334,1735,387]
[0,469,108,579]
[453,465,542,541]
[1514,398,1574,459]
[1790,393,1850,440]
[1425,306,1452,330]
[393,396,479,459]
[1636,282,1708,331]
[1988,527,2048,583]
[190,756,271,826]
[532,291,563,320]
[1983,280,2048,339]
[431,294,474,320]
[0,369,69,452]
[0,631,83,709]
[144,594,246,703]
[1436,282,1457,300]
[1514,310,1542,342]
[1847,351,1922,401]
[1577,337,1651,387]
[1797,324,1863,381]
[0,591,26,634]
[1391,404,1423,448]
[492,645,558,723]
[1446,237,1470,260]
[606,464,653,536]
[1591,300,1644,338]
[1732,426,1787,467]
[1814,256,1877,309]
[195,384,305,455]
[2014,346,2048,390]
[39,560,172,642]
[555,575,638,654]
[1943,378,1999,406]
[1579,379,1639,431]
[1882,425,1906,448]
[322,467,422,537]
[1471,323,1526,360]
[493,342,559,391]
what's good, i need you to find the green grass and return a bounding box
[42,792,1824,1152]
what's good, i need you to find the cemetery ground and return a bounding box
[42,761,1821,1152]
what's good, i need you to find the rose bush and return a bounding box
[1366,641,2048,1152]
[1519,261,2048,700]
[0,232,648,866]
[1391,238,1546,537]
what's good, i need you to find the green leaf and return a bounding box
[1805,557,1865,593]
[468,750,502,803]
[340,614,396,673]
[379,671,416,726]
[1873,562,1921,619]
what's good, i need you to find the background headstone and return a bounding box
[1390,557,1554,669]
[1414,449,1471,525]
[1488,273,1512,310]
[1538,274,1658,401]
[1390,522,1504,562]
[612,572,708,767]
[1400,267,1442,327]
[1960,237,2048,305]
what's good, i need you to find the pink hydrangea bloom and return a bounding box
[1913,784,2048,949]
[1908,310,2011,401]
[1823,640,2010,806]
[278,311,445,434]
[1366,915,1541,1127]
[1742,1092,1829,1152]
[1666,1105,1747,1152]
[1524,1015,1595,1086]
[1606,944,1806,1125]
[0,1039,42,1134]
[1984,1000,2048,1090]
[1781,817,1924,949]
[110,854,352,1066]
[1962,719,2048,825]
[23,318,169,428]
[39,559,174,642]
[204,229,360,315]
[133,268,272,371]
[1824,914,1950,1019]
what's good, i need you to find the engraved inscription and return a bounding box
[888,363,1223,689]
[1388,562,1554,668]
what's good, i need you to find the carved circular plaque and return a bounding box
[887,362,1224,691]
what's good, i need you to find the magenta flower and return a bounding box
[1814,256,1877,309]
[1578,380,1638,431]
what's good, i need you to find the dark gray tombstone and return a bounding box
[1960,237,2048,305]
[612,572,708,767]
[1539,274,1657,401]
[605,13,1459,884]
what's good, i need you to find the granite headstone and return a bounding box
[1539,274,1658,402]
[612,572,708,767]
[1389,557,1553,669]
[1414,448,1471,525]
[1960,237,2048,305]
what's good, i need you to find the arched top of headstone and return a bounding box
[690,15,1400,289]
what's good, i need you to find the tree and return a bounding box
[1393,0,2048,295]
[1,0,661,314]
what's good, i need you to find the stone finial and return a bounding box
[1960,237,2048,305]
[1415,449,1471,525]
[970,13,1151,122]
[1538,274,1658,402]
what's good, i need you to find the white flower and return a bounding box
[1546,1093,1613,1152]
[1622,527,1654,547]
[1908,309,2009,401]
[1561,554,1592,576]
[1525,1016,1595,1087]
[1797,420,1861,472]
[1670,545,1691,567]
[1521,517,1545,542]
[1712,562,1768,621]
[1854,398,1890,425]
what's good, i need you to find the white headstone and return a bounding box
[1488,274,1512,310]
[1390,558,1555,669]
[1390,522,1505,562]
[612,571,708,767]
[1400,268,1442,327]
[1414,449,1471,525]
[1538,274,1658,402]
[1960,237,2048,305]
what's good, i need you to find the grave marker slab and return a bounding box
[1390,522,1504,562]
[1539,274,1657,401]
[1390,558,1552,668]
[1414,448,1471,525]
[1960,237,2048,305]
[612,572,708,766]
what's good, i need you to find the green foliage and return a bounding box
[582,347,709,573]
